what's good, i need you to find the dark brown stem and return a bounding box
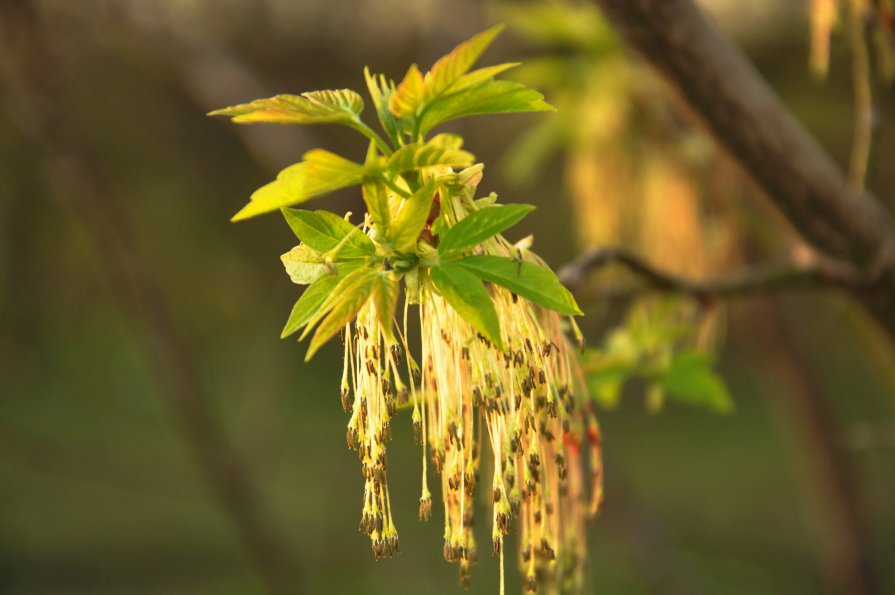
[560,246,865,302]
[592,0,895,340]
[0,3,302,593]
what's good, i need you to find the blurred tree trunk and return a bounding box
[593,0,895,345]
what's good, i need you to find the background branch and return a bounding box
[591,0,895,338]
[560,247,865,302]
[0,3,302,593]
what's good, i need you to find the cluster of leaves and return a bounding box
[585,300,732,414]
[210,25,580,359]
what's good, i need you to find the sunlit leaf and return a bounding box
[362,181,391,235]
[281,243,327,285]
[389,64,426,118]
[303,268,378,360]
[387,180,437,254]
[444,62,521,95]
[431,263,503,350]
[420,80,554,136]
[455,254,581,315]
[425,24,505,100]
[372,272,399,342]
[282,208,374,258]
[280,265,361,339]
[387,134,475,172]
[438,204,535,258]
[364,68,402,145]
[232,150,367,221]
[209,89,363,125]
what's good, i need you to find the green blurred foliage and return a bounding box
[1,1,894,594]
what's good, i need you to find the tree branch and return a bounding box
[591,0,895,339]
[559,247,865,302]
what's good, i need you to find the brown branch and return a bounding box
[0,3,302,593]
[591,0,895,340]
[559,247,866,303]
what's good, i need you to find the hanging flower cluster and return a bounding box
[211,25,603,594]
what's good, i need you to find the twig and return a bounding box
[591,0,895,339]
[0,3,302,593]
[559,246,866,302]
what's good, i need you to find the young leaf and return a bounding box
[444,62,521,95]
[281,244,327,285]
[281,269,351,339]
[420,80,554,136]
[455,254,582,315]
[659,350,734,413]
[431,263,503,350]
[372,272,399,342]
[282,209,375,258]
[387,134,475,172]
[304,268,378,360]
[424,24,505,100]
[362,181,391,235]
[438,204,535,258]
[389,64,426,118]
[232,150,366,221]
[209,90,364,125]
[364,68,402,146]
[387,180,437,254]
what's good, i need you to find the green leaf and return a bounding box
[232,150,366,221]
[372,272,399,342]
[438,204,535,258]
[420,80,554,136]
[659,350,733,413]
[303,268,378,360]
[364,68,402,146]
[281,244,327,285]
[209,89,364,125]
[389,64,426,118]
[455,254,581,315]
[387,134,475,172]
[282,209,374,258]
[431,263,503,350]
[362,181,391,235]
[387,180,437,254]
[281,268,353,339]
[444,62,520,95]
[424,24,505,100]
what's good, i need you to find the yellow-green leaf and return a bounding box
[388,180,437,254]
[281,244,327,285]
[438,204,535,258]
[455,254,581,316]
[372,272,399,342]
[280,265,361,339]
[362,181,391,235]
[282,209,374,258]
[387,134,475,172]
[431,263,503,350]
[424,24,505,100]
[389,64,426,118]
[420,80,554,137]
[232,150,365,221]
[304,268,378,360]
[444,62,521,95]
[209,89,363,125]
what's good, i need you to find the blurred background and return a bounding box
[1,0,894,593]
